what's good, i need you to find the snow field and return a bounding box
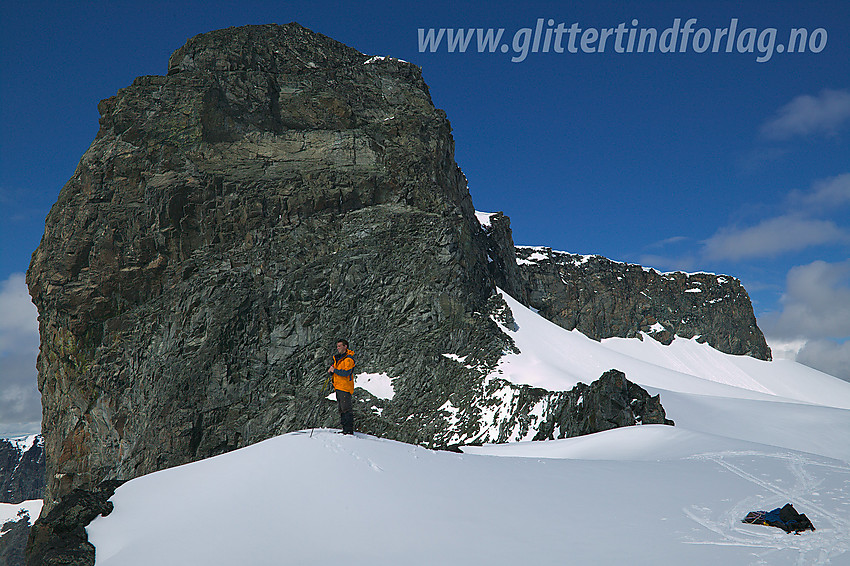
[0,499,43,528]
[88,430,850,565]
[493,290,850,409]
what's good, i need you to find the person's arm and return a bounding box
[333,356,355,380]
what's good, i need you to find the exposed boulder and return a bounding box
[434,366,673,447]
[514,246,771,360]
[535,369,674,439]
[24,481,122,566]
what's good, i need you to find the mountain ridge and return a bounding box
[477,210,770,360]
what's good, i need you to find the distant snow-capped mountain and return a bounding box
[0,435,44,504]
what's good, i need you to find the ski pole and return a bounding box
[309,376,332,438]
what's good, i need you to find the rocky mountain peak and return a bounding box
[167,23,372,75]
[27,22,492,514]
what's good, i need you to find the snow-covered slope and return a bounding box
[493,290,850,409]
[0,500,42,528]
[86,292,850,565]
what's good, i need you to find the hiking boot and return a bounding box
[341,411,354,435]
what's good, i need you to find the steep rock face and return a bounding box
[478,212,527,303]
[1,513,32,566]
[27,23,507,510]
[513,246,771,360]
[0,437,45,566]
[0,437,45,504]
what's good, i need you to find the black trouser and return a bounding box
[335,389,354,434]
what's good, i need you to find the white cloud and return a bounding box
[788,173,850,211]
[796,339,850,382]
[700,174,850,262]
[764,337,806,361]
[0,273,38,348]
[0,273,41,434]
[702,216,847,261]
[761,260,850,340]
[646,236,689,248]
[760,89,850,140]
[760,261,850,382]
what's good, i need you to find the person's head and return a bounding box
[336,339,348,353]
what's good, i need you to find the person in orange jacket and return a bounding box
[328,339,356,434]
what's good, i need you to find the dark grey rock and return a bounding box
[535,369,674,440]
[436,366,673,446]
[26,22,506,513]
[480,212,527,304]
[0,512,33,566]
[25,480,122,566]
[0,437,45,504]
[513,247,771,360]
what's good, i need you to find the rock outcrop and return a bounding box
[25,481,121,566]
[534,369,674,439]
[1,513,32,566]
[478,212,527,304]
[512,246,771,360]
[25,23,520,513]
[432,362,673,446]
[0,437,45,504]
[0,437,44,566]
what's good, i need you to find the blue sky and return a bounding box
[1,1,849,434]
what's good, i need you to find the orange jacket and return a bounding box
[332,349,356,394]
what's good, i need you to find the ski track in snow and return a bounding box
[320,432,385,472]
[87,429,850,566]
[682,451,850,565]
